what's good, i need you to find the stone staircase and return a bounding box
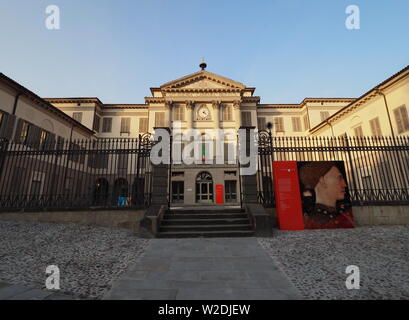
[157,206,254,238]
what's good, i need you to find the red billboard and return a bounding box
[272,161,304,230]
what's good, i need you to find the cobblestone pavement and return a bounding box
[0,221,149,299]
[258,226,409,300]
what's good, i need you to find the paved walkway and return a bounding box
[104,238,301,300]
[0,281,74,300]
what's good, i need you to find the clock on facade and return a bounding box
[197,105,211,120]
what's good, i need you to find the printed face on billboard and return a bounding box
[297,161,355,229]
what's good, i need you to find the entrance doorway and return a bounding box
[196,172,214,203]
[172,181,184,203]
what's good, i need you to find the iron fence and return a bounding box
[257,132,409,207]
[0,134,153,211]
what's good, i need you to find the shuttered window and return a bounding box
[274,117,284,132]
[39,130,48,150]
[292,117,302,132]
[320,111,330,122]
[369,117,382,136]
[257,117,266,130]
[241,112,252,127]
[354,125,363,136]
[93,115,101,132]
[20,121,30,144]
[173,106,185,121]
[223,106,233,121]
[73,112,83,123]
[15,121,41,147]
[139,118,148,133]
[155,112,165,127]
[303,115,310,130]
[120,117,131,133]
[0,111,16,140]
[394,105,409,134]
[102,117,112,133]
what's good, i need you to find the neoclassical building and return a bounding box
[0,63,408,206]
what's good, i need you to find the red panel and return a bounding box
[273,161,304,230]
[216,184,224,204]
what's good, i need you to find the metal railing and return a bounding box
[0,134,153,211]
[257,132,409,207]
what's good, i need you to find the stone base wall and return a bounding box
[264,206,409,227]
[0,210,146,231]
[353,206,409,226]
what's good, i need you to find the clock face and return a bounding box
[198,106,210,119]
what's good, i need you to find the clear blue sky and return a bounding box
[0,0,407,104]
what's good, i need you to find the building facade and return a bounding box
[1,64,408,206]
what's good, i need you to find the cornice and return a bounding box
[162,88,242,93]
[103,104,148,109]
[242,96,260,103]
[44,97,103,105]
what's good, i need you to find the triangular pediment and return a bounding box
[160,71,246,90]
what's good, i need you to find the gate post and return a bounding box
[239,126,273,236]
[140,127,171,237]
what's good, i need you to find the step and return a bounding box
[163,213,249,220]
[161,218,251,226]
[169,207,243,214]
[157,230,255,238]
[159,224,253,232]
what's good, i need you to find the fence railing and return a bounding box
[1,132,408,211]
[0,135,153,211]
[257,133,409,207]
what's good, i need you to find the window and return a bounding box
[223,105,233,121]
[118,153,128,171]
[274,117,284,132]
[292,117,302,132]
[354,125,364,146]
[68,143,80,163]
[257,117,266,130]
[173,105,185,121]
[354,125,363,137]
[102,117,112,133]
[155,112,165,127]
[20,121,30,144]
[320,111,330,122]
[139,118,148,133]
[224,141,236,164]
[120,117,131,133]
[339,132,348,148]
[369,117,382,136]
[303,115,310,130]
[393,105,409,134]
[39,130,48,150]
[225,180,237,202]
[73,112,83,123]
[30,171,44,196]
[93,115,101,132]
[0,111,16,140]
[172,181,184,203]
[241,112,252,127]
